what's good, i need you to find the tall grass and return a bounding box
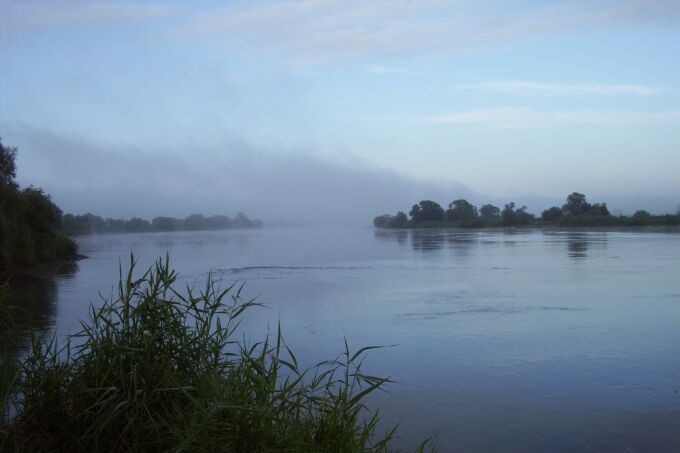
[0,256,432,451]
[0,282,19,430]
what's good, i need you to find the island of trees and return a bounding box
[374,193,680,229]
[62,212,262,236]
[0,139,78,271]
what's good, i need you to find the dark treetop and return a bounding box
[374,193,680,229]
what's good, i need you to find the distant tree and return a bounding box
[501,202,517,226]
[514,205,534,225]
[502,202,534,226]
[633,209,651,219]
[541,206,563,221]
[183,214,206,230]
[409,200,444,223]
[445,199,477,225]
[562,192,591,216]
[589,203,610,216]
[206,215,232,229]
[126,217,150,232]
[373,214,390,228]
[106,218,126,232]
[374,211,408,228]
[152,216,176,232]
[233,212,255,228]
[479,204,501,220]
[389,211,408,228]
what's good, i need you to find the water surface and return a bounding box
[8,226,680,451]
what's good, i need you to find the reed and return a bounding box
[0,256,432,451]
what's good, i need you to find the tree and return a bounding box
[408,200,444,223]
[373,214,390,228]
[374,211,408,228]
[152,216,177,232]
[633,209,651,219]
[390,211,408,228]
[445,199,477,225]
[541,206,563,221]
[501,202,517,226]
[479,204,501,220]
[514,205,534,225]
[562,192,591,216]
[589,203,610,216]
[0,138,18,187]
[502,202,534,226]
[126,217,151,232]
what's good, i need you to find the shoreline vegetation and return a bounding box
[0,139,78,272]
[374,193,680,229]
[0,256,432,451]
[61,212,263,236]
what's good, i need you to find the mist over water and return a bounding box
[8,226,680,450]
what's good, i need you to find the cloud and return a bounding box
[6,125,473,225]
[428,107,680,128]
[454,81,661,96]
[5,1,680,62]
[0,0,174,31]
[366,64,412,75]
[176,0,680,62]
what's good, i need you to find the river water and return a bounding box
[6,226,680,451]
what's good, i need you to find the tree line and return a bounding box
[62,212,262,236]
[374,192,680,228]
[0,139,78,270]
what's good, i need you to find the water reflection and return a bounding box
[1,262,79,372]
[566,232,607,259]
[410,230,447,252]
[373,229,408,246]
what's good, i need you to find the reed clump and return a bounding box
[1,256,427,451]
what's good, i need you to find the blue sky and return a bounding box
[1,0,679,221]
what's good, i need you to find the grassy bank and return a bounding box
[0,257,431,451]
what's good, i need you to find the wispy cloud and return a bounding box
[0,0,175,30]
[454,81,661,96]
[428,107,680,128]
[366,64,412,75]
[176,0,680,62]
[4,1,680,62]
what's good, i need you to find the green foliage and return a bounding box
[373,192,678,229]
[2,257,430,451]
[373,211,408,228]
[409,201,445,223]
[0,139,77,269]
[0,141,17,187]
[0,282,19,429]
[561,193,610,218]
[562,192,589,216]
[501,202,534,226]
[479,204,501,220]
[444,200,477,226]
[62,212,262,236]
[541,206,563,221]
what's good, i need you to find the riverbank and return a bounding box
[0,255,87,281]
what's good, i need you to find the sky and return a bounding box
[1,0,679,223]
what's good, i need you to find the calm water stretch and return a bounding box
[9,226,680,451]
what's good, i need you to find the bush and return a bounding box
[0,139,77,269]
[1,257,430,451]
